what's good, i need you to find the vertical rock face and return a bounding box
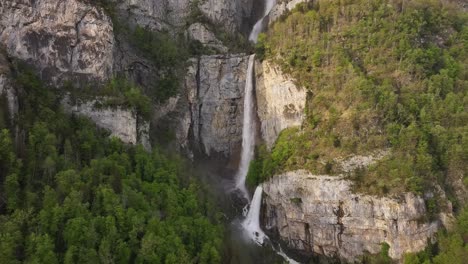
[115,0,254,34]
[199,0,254,33]
[115,0,191,31]
[255,60,306,148]
[154,54,250,159]
[0,0,114,86]
[0,52,17,123]
[262,170,441,261]
[180,54,249,157]
[63,97,149,147]
[187,23,228,53]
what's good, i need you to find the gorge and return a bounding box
[0,0,466,263]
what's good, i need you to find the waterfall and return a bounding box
[235,54,256,198]
[249,0,277,43]
[241,186,266,245]
[241,186,301,264]
[235,1,301,263]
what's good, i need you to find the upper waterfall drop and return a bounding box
[235,54,256,198]
[249,0,277,43]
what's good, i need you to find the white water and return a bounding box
[241,186,267,245]
[242,186,301,264]
[236,1,301,263]
[234,54,256,199]
[249,0,277,43]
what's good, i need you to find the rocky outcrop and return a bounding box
[114,0,191,31]
[153,54,249,159]
[0,52,18,123]
[199,0,255,33]
[187,23,228,53]
[180,54,249,157]
[0,0,114,86]
[262,170,441,261]
[63,97,149,147]
[255,60,306,148]
[115,0,254,34]
[270,0,309,23]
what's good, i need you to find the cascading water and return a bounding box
[249,0,277,43]
[234,55,256,199]
[232,0,300,263]
[241,186,266,245]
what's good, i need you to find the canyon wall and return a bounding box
[262,170,441,261]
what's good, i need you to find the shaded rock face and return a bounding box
[262,170,440,261]
[255,60,306,148]
[153,55,249,160]
[115,0,254,34]
[0,52,18,123]
[199,0,255,34]
[180,54,249,158]
[114,0,191,31]
[63,97,150,147]
[0,0,114,86]
[187,23,228,53]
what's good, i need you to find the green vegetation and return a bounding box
[66,76,152,120]
[0,63,222,263]
[252,0,467,196]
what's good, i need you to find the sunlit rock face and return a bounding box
[255,60,306,149]
[262,170,441,261]
[0,0,114,86]
[62,97,150,148]
[269,0,309,23]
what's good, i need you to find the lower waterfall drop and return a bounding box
[241,186,266,245]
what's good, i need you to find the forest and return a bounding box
[0,64,223,263]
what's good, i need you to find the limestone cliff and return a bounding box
[262,170,443,261]
[270,0,309,24]
[0,0,114,86]
[0,52,18,123]
[169,54,249,158]
[255,60,306,148]
[62,96,150,148]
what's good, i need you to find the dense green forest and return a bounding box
[0,65,223,263]
[251,0,467,198]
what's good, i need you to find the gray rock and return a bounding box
[0,0,114,86]
[187,23,228,53]
[186,54,249,157]
[0,52,18,123]
[63,96,150,147]
[262,170,443,261]
[269,0,309,24]
[114,0,191,31]
[199,0,254,33]
[255,60,306,148]
[165,54,249,158]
